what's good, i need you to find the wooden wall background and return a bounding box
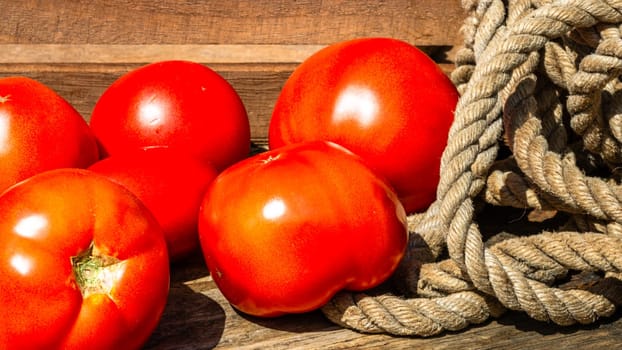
[0,0,464,145]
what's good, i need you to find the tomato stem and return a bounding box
[71,243,126,297]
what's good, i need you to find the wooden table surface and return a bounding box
[141,250,622,350]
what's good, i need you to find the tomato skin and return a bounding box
[198,140,408,317]
[89,146,219,261]
[89,60,250,170]
[0,169,169,349]
[0,76,99,194]
[269,38,458,213]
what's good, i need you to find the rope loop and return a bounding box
[322,0,622,336]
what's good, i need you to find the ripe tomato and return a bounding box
[0,169,169,350]
[198,140,408,317]
[89,60,250,170]
[269,38,459,213]
[0,76,99,194]
[89,146,219,261]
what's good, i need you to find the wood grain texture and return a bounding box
[0,0,463,145]
[0,45,456,144]
[2,0,464,46]
[0,62,297,144]
[143,252,622,350]
[0,44,325,64]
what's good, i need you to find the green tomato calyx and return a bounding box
[71,243,127,298]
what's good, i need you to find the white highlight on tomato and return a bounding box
[138,98,165,128]
[98,260,128,295]
[332,85,379,127]
[0,111,10,155]
[14,214,48,239]
[262,198,286,220]
[10,254,32,276]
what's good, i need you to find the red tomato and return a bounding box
[89,146,219,261]
[89,60,250,170]
[0,169,169,350]
[198,140,408,317]
[269,38,459,213]
[0,77,99,193]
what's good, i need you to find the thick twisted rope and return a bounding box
[321,0,622,336]
[323,232,622,335]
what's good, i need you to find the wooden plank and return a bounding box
[0,44,325,64]
[1,0,465,46]
[0,43,320,143]
[0,43,457,144]
[143,252,622,349]
[0,63,293,144]
[0,0,465,147]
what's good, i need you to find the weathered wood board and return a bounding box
[1,0,462,144]
[142,251,622,349]
[1,1,621,348]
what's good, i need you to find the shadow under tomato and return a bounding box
[169,249,212,283]
[235,308,343,334]
[233,274,408,334]
[144,253,226,350]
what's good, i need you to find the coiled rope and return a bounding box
[321,0,622,336]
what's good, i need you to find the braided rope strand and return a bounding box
[443,0,622,319]
[322,0,622,336]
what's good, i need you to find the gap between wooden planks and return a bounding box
[0,43,457,70]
